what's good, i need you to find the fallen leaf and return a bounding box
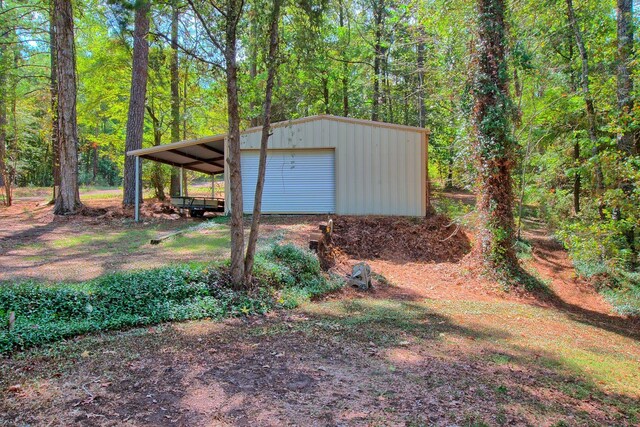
[8,384,22,393]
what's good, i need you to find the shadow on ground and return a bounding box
[2,298,638,426]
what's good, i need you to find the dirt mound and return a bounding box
[78,206,109,217]
[77,200,182,221]
[331,215,470,263]
[140,201,181,219]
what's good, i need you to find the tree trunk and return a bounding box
[322,73,330,114]
[170,2,181,196]
[146,105,166,200]
[339,2,349,117]
[183,61,188,139]
[249,3,259,127]
[0,37,8,206]
[417,35,426,128]
[383,52,392,122]
[182,170,188,196]
[225,0,245,286]
[446,149,453,189]
[473,0,519,275]
[616,0,636,267]
[566,0,603,193]
[0,0,10,206]
[371,0,384,121]
[244,0,282,284]
[567,39,581,215]
[54,0,81,214]
[573,139,580,214]
[49,0,59,203]
[92,144,98,183]
[617,0,634,155]
[122,1,150,207]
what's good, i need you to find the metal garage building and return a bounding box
[127,115,429,218]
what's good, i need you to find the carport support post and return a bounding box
[134,156,140,222]
[179,166,184,197]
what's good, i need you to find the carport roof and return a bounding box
[126,115,430,175]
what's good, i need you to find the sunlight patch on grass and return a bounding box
[164,231,230,254]
[423,299,640,398]
[305,297,640,399]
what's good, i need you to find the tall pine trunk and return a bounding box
[416,34,426,128]
[617,0,634,155]
[146,104,166,200]
[248,3,259,127]
[0,0,10,206]
[473,0,519,275]
[339,2,349,117]
[371,0,385,121]
[244,0,282,284]
[49,0,59,203]
[566,40,581,214]
[225,0,245,286]
[566,0,603,194]
[616,0,636,267]
[54,0,81,214]
[122,1,150,207]
[169,2,181,196]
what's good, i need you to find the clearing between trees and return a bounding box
[1,192,639,426]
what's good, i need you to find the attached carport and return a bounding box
[127,135,226,221]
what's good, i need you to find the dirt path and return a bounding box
[522,219,613,316]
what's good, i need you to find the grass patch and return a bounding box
[431,194,474,222]
[0,243,343,354]
[598,272,640,317]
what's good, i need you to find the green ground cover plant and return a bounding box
[0,243,342,354]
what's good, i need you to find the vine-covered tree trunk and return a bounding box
[225,0,245,286]
[169,2,181,196]
[473,0,519,275]
[244,0,282,284]
[122,1,150,207]
[54,0,81,214]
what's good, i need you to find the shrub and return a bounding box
[0,244,343,354]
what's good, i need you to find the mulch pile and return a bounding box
[330,215,471,263]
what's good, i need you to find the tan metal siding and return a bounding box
[238,117,426,216]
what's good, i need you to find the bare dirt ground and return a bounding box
[0,199,325,283]
[1,192,639,426]
[0,199,229,282]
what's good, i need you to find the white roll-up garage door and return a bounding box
[241,149,335,214]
